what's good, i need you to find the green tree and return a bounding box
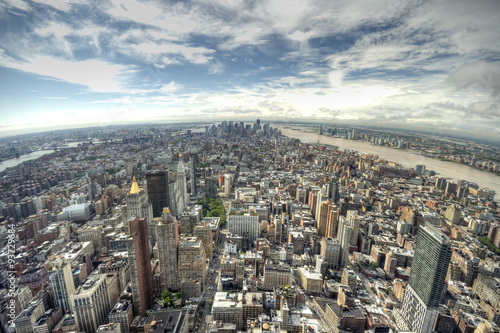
[161,290,172,299]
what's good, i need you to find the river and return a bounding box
[0,142,84,172]
[278,127,500,198]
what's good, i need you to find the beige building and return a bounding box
[13,298,45,333]
[341,268,357,295]
[296,266,323,293]
[445,204,461,224]
[156,208,179,290]
[178,236,206,297]
[194,221,214,259]
[108,299,134,333]
[69,274,111,333]
[473,274,500,310]
[262,263,293,290]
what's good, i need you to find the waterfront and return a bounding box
[278,127,500,198]
[0,142,83,172]
[0,150,54,172]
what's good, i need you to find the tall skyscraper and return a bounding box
[205,176,219,199]
[320,238,340,269]
[172,160,188,215]
[346,210,360,246]
[325,203,339,239]
[146,170,169,218]
[317,199,332,237]
[48,260,75,313]
[126,177,155,250]
[189,156,196,196]
[401,223,452,333]
[70,274,110,333]
[127,216,153,317]
[156,208,179,291]
[338,216,353,268]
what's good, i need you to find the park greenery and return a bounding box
[477,236,500,255]
[160,290,182,308]
[196,197,227,228]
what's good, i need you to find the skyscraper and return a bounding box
[156,208,179,291]
[127,216,153,317]
[325,203,339,239]
[48,260,75,313]
[146,170,169,218]
[338,216,353,268]
[189,156,196,196]
[126,177,155,251]
[401,223,452,333]
[317,199,332,237]
[172,159,188,215]
[346,210,360,246]
[205,176,219,199]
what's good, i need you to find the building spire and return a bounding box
[130,176,141,194]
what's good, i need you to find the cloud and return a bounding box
[6,56,128,92]
[30,0,74,12]
[448,61,500,95]
[126,41,215,65]
[1,0,500,141]
[207,60,224,75]
[466,101,500,118]
[328,71,344,87]
[158,81,181,93]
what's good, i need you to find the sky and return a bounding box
[0,0,500,140]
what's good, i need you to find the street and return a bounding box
[194,230,226,332]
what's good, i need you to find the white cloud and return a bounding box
[7,56,128,92]
[1,0,500,140]
[126,41,215,65]
[30,0,74,12]
[448,61,500,94]
[328,71,344,87]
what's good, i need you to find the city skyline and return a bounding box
[1,0,499,140]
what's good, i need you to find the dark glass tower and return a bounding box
[146,170,169,217]
[401,223,452,333]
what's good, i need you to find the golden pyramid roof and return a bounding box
[130,176,141,194]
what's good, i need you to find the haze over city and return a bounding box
[1,0,500,140]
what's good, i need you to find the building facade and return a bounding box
[69,274,111,333]
[156,208,179,291]
[401,223,452,333]
[127,216,153,317]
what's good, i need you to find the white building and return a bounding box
[126,177,154,252]
[228,208,259,242]
[70,274,111,333]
